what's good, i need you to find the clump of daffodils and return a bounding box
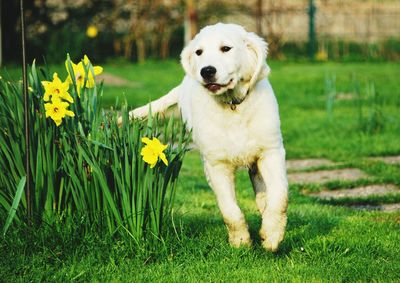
[39,55,169,168]
[41,55,103,126]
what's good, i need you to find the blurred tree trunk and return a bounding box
[132,0,148,63]
[184,0,197,45]
[113,39,122,56]
[160,30,172,59]
[136,37,146,63]
[255,0,263,36]
[151,36,158,59]
[264,0,284,59]
[124,35,134,59]
[111,0,184,61]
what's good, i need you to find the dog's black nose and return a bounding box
[200,66,217,80]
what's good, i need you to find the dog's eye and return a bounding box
[220,46,232,53]
[195,49,203,56]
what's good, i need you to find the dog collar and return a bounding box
[224,88,249,110]
[227,96,246,110]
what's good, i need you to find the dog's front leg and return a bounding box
[204,161,251,247]
[257,147,288,252]
[117,85,180,125]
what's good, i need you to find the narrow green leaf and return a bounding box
[3,176,27,236]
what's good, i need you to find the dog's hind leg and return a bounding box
[257,147,288,252]
[204,160,251,248]
[249,163,267,214]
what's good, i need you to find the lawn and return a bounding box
[1,60,400,282]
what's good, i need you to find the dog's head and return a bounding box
[181,23,270,97]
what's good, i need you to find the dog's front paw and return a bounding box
[259,212,287,252]
[225,220,252,248]
[259,229,284,252]
[117,107,149,126]
[130,107,149,119]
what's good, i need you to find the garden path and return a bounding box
[96,72,138,86]
[287,156,400,212]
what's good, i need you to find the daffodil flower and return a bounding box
[41,73,73,103]
[86,25,98,38]
[65,55,103,96]
[44,98,75,126]
[141,137,169,168]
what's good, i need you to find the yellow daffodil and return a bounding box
[65,55,103,96]
[41,73,73,103]
[316,50,328,61]
[44,98,75,126]
[141,137,169,168]
[86,25,98,38]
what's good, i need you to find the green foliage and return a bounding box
[1,61,399,281]
[0,57,190,243]
[325,74,336,122]
[325,73,386,134]
[358,81,385,134]
[1,150,400,282]
[2,176,26,236]
[280,38,400,61]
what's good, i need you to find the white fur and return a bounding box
[124,23,288,251]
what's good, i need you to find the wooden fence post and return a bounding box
[308,0,316,59]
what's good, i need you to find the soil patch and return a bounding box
[96,73,138,86]
[288,168,368,184]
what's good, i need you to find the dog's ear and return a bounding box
[245,32,270,90]
[180,41,196,78]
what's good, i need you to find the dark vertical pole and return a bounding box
[308,0,316,59]
[0,0,2,67]
[20,0,32,220]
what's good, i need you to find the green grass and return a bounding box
[1,60,400,281]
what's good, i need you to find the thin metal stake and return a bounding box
[20,0,32,220]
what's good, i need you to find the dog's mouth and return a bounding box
[204,79,234,93]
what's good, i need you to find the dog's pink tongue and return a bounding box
[206,84,221,92]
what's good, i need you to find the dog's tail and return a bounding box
[118,85,180,125]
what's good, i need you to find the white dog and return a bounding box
[125,23,288,251]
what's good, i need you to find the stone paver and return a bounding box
[286,158,335,171]
[347,203,400,212]
[288,168,368,184]
[368,155,400,165]
[336,92,356,101]
[310,184,400,199]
